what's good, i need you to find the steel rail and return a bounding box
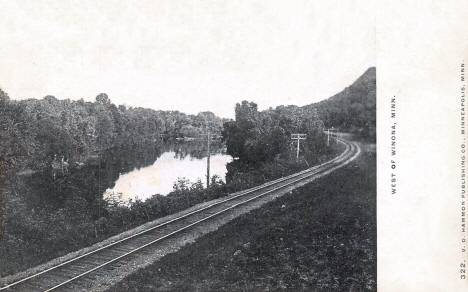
[0,141,350,290]
[44,140,358,292]
[0,139,356,291]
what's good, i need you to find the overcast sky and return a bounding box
[0,0,375,118]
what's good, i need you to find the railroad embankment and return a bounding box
[109,140,376,291]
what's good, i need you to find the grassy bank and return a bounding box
[109,141,376,291]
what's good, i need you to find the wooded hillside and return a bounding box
[305,67,376,140]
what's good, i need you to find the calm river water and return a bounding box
[15,141,232,208]
[104,150,231,203]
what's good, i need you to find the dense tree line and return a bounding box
[221,100,333,192]
[223,100,328,164]
[0,89,225,177]
[307,67,376,140]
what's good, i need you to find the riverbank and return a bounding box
[0,141,343,277]
[108,140,376,291]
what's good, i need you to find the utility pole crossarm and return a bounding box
[291,133,307,161]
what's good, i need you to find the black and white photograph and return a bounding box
[9,0,468,291]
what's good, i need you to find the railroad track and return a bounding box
[0,138,360,292]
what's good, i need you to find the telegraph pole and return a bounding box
[206,127,210,188]
[203,118,211,188]
[199,118,215,188]
[291,133,307,161]
[296,137,300,159]
[327,127,337,146]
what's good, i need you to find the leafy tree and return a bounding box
[0,92,226,174]
[223,100,325,164]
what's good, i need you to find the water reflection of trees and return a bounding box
[18,143,165,210]
[170,141,225,160]
[14,141,227,212]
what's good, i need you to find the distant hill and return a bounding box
[304,67,376,140]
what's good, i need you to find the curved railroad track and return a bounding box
[0,138,360,292]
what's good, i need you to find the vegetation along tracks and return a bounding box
[0,138,360,292]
